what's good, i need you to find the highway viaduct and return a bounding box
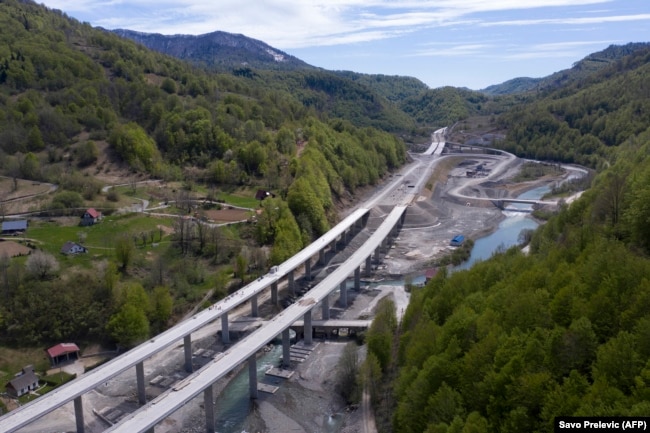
[0,206,406,433]
[104,205,407,433]
[0,207,374,433]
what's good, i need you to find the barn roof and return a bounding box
[47,343,80,358]
[1,220,27,232]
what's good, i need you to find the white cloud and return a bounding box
[480,13,650,27]
[39,0,626,49]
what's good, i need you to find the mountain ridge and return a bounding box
[111,28,314,71]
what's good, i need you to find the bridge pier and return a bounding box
[184,335,193,373]
[305,259,311,281]
[365,255,372,277]
[271,281,278,305]
[330,239,337,254]
[74,395,84,433]
[322,294,330,320]
[354,267,361,291]
[304,310,313,345]
[288,270,295,296]
[251,294,258,317]
[339,281,347,307]
[282,328,291,367]
[221,313,230,344]
[204,385,215,433]
[248,355,258,399]
[319,248,325,265]
[136,361,146,405]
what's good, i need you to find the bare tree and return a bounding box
[195,219,207,254]
[0,252,9,299]
[26,250,59,280]
[173,217,193,255]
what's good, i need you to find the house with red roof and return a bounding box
[80,208,101,226]
[46,343,80,367]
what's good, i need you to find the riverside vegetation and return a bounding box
[1,1,650,431]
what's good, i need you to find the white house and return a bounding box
[61,241,88,255]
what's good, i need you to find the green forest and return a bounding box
[0,0,406,351]
[362,47,650,432]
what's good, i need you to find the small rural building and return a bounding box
[80,208,101,226]
[255,190,275,202]
[60,241,88,255]
[5,365,39,398]
[424,268,438,284]
[1,219,27,235]
[450,234,465,247]
[46,343,80,367]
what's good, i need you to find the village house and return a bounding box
[5,365,39,398]
[80,208,101,226]
[60,241,88,255]
[46,343,80,367]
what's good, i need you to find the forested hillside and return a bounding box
[495,46,650,168]
[364,46,650,433]
[482,42,650,95]
[399,86,520,128]
[0,0,406,349]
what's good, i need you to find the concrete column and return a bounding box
[321,294,330,320]
[282,329,291,367]
[184,334,193,373]
[136,361,146,405]
[330,240,337,253]
[354,267,361,291]
[365,255,372,277]
[304,309,313,345]
[204,385,215,433]
[74,396,85,433]
[288,270,295,296]
[248,355,258,399]
[221,313,230,344]
[305,259,311,281]
[342,229,348,244]
[381,237,388,250]
[319,248,325,265]
[251,294,258,317]
[271,281,278,305]
[339,281,347,307]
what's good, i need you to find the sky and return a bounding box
[39,0,650,90]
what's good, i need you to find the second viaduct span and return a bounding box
[106,205,407,433]
[0,206,407,433]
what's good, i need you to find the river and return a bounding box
[454,183,549,270]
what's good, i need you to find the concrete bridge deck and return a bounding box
[103,205,406,433]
